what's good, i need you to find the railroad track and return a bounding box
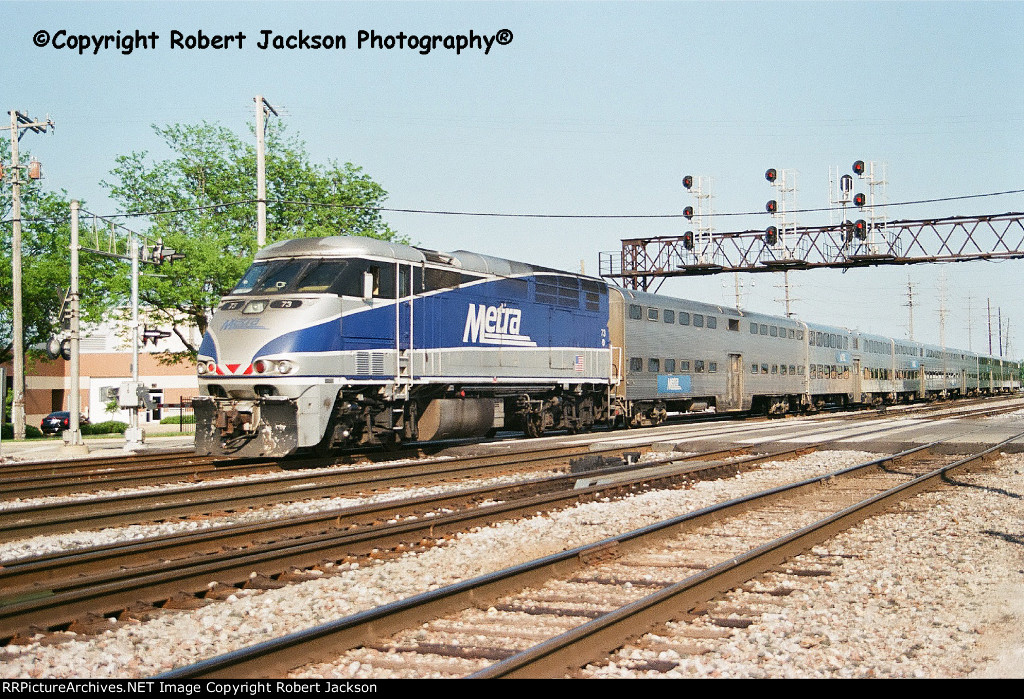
[0,409,1011,648]
[4,394,1018,500]
[156,430,1022,679]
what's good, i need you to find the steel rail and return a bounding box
[0,399,973,541]
[0,410,982,643]
[156,427,1013,679]
[472,433,1023,678]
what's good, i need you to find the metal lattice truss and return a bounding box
[599,211,1024,291]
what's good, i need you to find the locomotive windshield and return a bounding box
[229,257,401,297]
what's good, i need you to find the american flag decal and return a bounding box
[573,355,585,372]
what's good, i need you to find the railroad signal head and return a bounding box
[765,168,777,183]
[766,199,778,214]
[683,206,694,220]
[683,231,694,250]
[854,192,866,207]
[853,160,866,176]
[682,175,694,190]
[854,219,868,240]
[765,226,778,246]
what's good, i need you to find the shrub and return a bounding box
[160,414,195,424]
[1,424,45,439]
[82,421,128,436]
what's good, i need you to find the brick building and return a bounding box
[3,320,199,430]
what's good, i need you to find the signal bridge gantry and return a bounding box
[599,210,1024,292]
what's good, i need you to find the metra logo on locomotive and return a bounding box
[462,303,536,346]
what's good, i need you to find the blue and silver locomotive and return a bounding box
[195,236,614,456]
[194,235,1021,457]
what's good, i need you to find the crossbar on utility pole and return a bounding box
[3,109,54,439]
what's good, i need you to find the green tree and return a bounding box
[0,140,115,367]
[103,120,403,360]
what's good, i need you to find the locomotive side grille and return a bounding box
[355,351,386,375]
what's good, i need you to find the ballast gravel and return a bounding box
[0,449,1021,679]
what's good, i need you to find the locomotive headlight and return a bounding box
[197,363,207,375]
[276,360,295,374]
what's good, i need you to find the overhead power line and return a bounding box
[3,187,1024,226]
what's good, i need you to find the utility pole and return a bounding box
[64,201,86,452]
[966,294,973,352]
[3,109,54,439]
[998,307,1003,356]
[254,95,278,250]
[988,298,993,355]
[905,277,915,340]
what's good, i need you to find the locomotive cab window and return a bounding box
[629,304,643,320]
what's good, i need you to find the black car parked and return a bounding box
[40,411,90,435]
